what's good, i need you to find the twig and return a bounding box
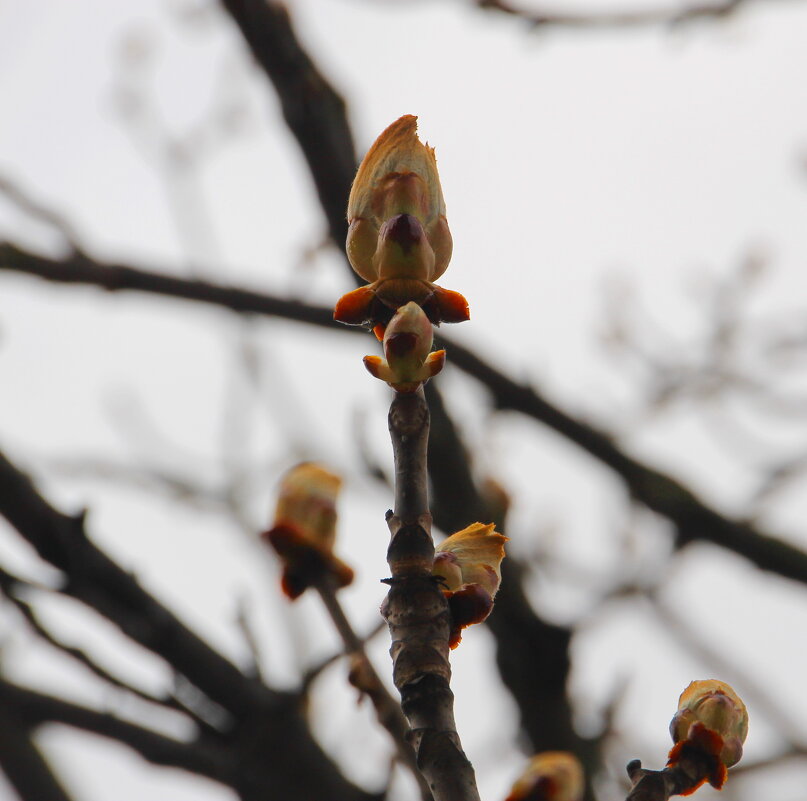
[314,578,433,801]
[0,176,84,251]
[0,675,232,784]
[300,618,387,692]
[436,331,807,587]
[0,447,266,718]
[478,0,768,31]
[625,753,713,800]
[426,384,600,798]
[218,0,356,251]
[0,701,75,801]
[0,243,337,328]
[383,389,481,801]
[235,596,265,681]
[0,565,189,714]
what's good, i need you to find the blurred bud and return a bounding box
[347,653,375,699]
[667,679,748,792]
[363,301,445,392]
[334,115,469,330]
[262,463,354,600]
[433,522,507,647]
[504,752,584,801]
[481,477,512,529]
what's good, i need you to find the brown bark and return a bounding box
[382,390,481,801]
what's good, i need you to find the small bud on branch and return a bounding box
[433,522,508,647]
[364,301,446,392]
[626,680,748,801]
[504,751,584,801]
[262,463,354,599]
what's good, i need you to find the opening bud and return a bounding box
[363,301,445,392]
[433,522,507,647]
[261,463,354,599]
[335,115,469,329]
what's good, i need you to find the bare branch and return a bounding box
[300,618,387,693]
[383,389,481,801]
[314,578,433,801]
[0,242,337,329]
[0,176,84,251]
[0,446,383,801]
[0,446,268,719]
[424,383,599,797]
[0,701,75,801]
[0,676,232,784]
[218,0,356,251]
[625,753,713,801]
[4,248,807,585]
[437,333,807,585]
[477,0,776,31]
[0,565,188,715]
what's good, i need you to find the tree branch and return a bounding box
[218,0,356,250]
[424,382,599,797]
[0,243,337,329]
[0,447,269,719]
[0,566,192,716]
[6,242,807,796]
[4,251,807,582]
[625,754,713,801]
[314,578,433,801]
[476,0,778,31]
[0,701,75,801]
[437,334,807,584]
[0,676,233,783]
[0,446,382,801]
[383,390,481,801]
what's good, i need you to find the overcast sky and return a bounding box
[2,1,807,799]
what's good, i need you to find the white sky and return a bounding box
[1,0,807,799]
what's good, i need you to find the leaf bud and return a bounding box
[504,752,584,801]
[262,463,354,599]
[667,679,748,792]
[363,301,445,392]
[334,115,469,329]
[433,522,507,647]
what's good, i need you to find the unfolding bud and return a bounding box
[504,752,584,801]
[667,679,748,793]
[433,522,507,648]
[261,463,354,600]
[334,115,469,330]
[363,301,445,392]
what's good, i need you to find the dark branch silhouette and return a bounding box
[476,0,780,30]
[4,248,806,588]
[0,446,382,801]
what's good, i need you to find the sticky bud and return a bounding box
[433,522,507,647]
[262,463,354,600]
[504,752,584,801]
[363,301,445,392]
[667,679,748,793]
[334,115,469,330]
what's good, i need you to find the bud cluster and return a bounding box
[334,115,469,394]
